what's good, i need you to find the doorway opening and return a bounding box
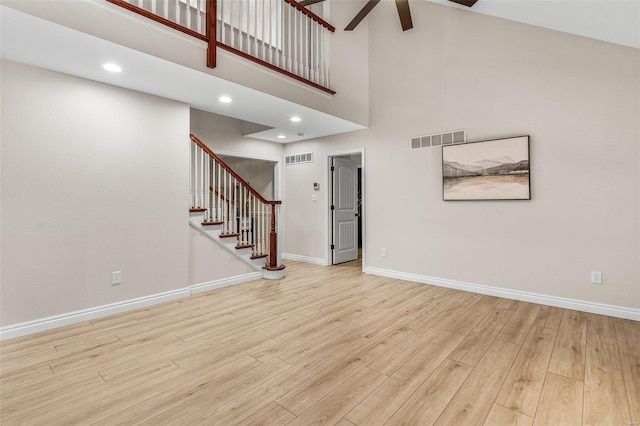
[327,150,364,268]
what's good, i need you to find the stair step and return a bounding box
[250,254,268,260]
[219,233,240,239]
[236,244,254,250]
[189,208,207,213]
[202,221,223,226]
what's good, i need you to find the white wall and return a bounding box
[191,109,284,161]
[0,60,190,326]
[283,1,640,311]
[189,227,255,285]
[218,156,275,200]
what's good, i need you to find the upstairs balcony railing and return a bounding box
[107,0,335,93]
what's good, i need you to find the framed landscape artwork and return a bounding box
[442,136,530,201]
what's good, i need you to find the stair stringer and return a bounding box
[189,211,268,273]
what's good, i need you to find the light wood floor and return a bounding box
[1,260,639,425]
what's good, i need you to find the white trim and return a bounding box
[0,270,267,341]
[364,266,640,321]
[190,272,262,294]
[282,253,329,266]
[326,148,365,271]
[0,287,191,341]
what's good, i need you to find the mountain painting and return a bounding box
[442,136,530,200]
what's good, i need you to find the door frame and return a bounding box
[326,148,365,271]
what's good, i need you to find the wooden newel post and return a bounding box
[269,203,278,268]
[264,202,285,274]
[206,0,217,68]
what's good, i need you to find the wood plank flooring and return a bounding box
[1,260,638,425]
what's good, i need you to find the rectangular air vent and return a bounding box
[285,152,313,165]
[409,130,466,150]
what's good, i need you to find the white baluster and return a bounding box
[189,142,194,208]
[286,4,291,72]
[294,5,299,74]
[200,147,206,209]
[228,172,232,233]
[251,195,258,256]
[208,156,213,221]
[218,0,223,43]
[222,168,227,233]
[185,0,191,30]
[203,152,208,218]
[244,187,248,245]
[229,1,235,47]
[314,18,320,83]
[263,0,267,60]
[233,177,237,235]
[240,185,244,244]
[196,0,202,34]
[213,160,220,222]
[260,201,264,255]
[195,146,200,208]
[245,188,249,245]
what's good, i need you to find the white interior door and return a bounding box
[332,157,359,264]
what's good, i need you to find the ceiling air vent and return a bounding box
[409,129,466,150]
[285,152,313,165]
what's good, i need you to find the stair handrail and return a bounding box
[284,0,335,31]
[190,134,281,207]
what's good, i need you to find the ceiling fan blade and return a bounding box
[448,0,478,7]
[299,0,326,6]
[345,0,381,31]
[395,0,413,31]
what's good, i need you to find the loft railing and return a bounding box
[107,0,335,93]
[190,134,284,272]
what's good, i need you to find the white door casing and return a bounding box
[332,157,358,264]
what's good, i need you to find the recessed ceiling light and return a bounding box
[102,63,122,73]
[290,116,302,122]
[219,96,232,103]
[277,135,286,139]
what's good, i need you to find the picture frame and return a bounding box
[442,135,530,201]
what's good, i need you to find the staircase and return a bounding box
[189,134,285,279]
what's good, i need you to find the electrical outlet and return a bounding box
[591,271,602,285]
[112,271,122,286]
[381,248,387,257]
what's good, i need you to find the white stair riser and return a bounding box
[190,214,278,279]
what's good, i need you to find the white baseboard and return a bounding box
[0,288,191,341]
[364,266,640,321]
[190,272,262,294]
[282,253,329,266]
[0,272,266,341]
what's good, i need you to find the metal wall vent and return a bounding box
[285,152,313,165]
[410,130,466,150]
